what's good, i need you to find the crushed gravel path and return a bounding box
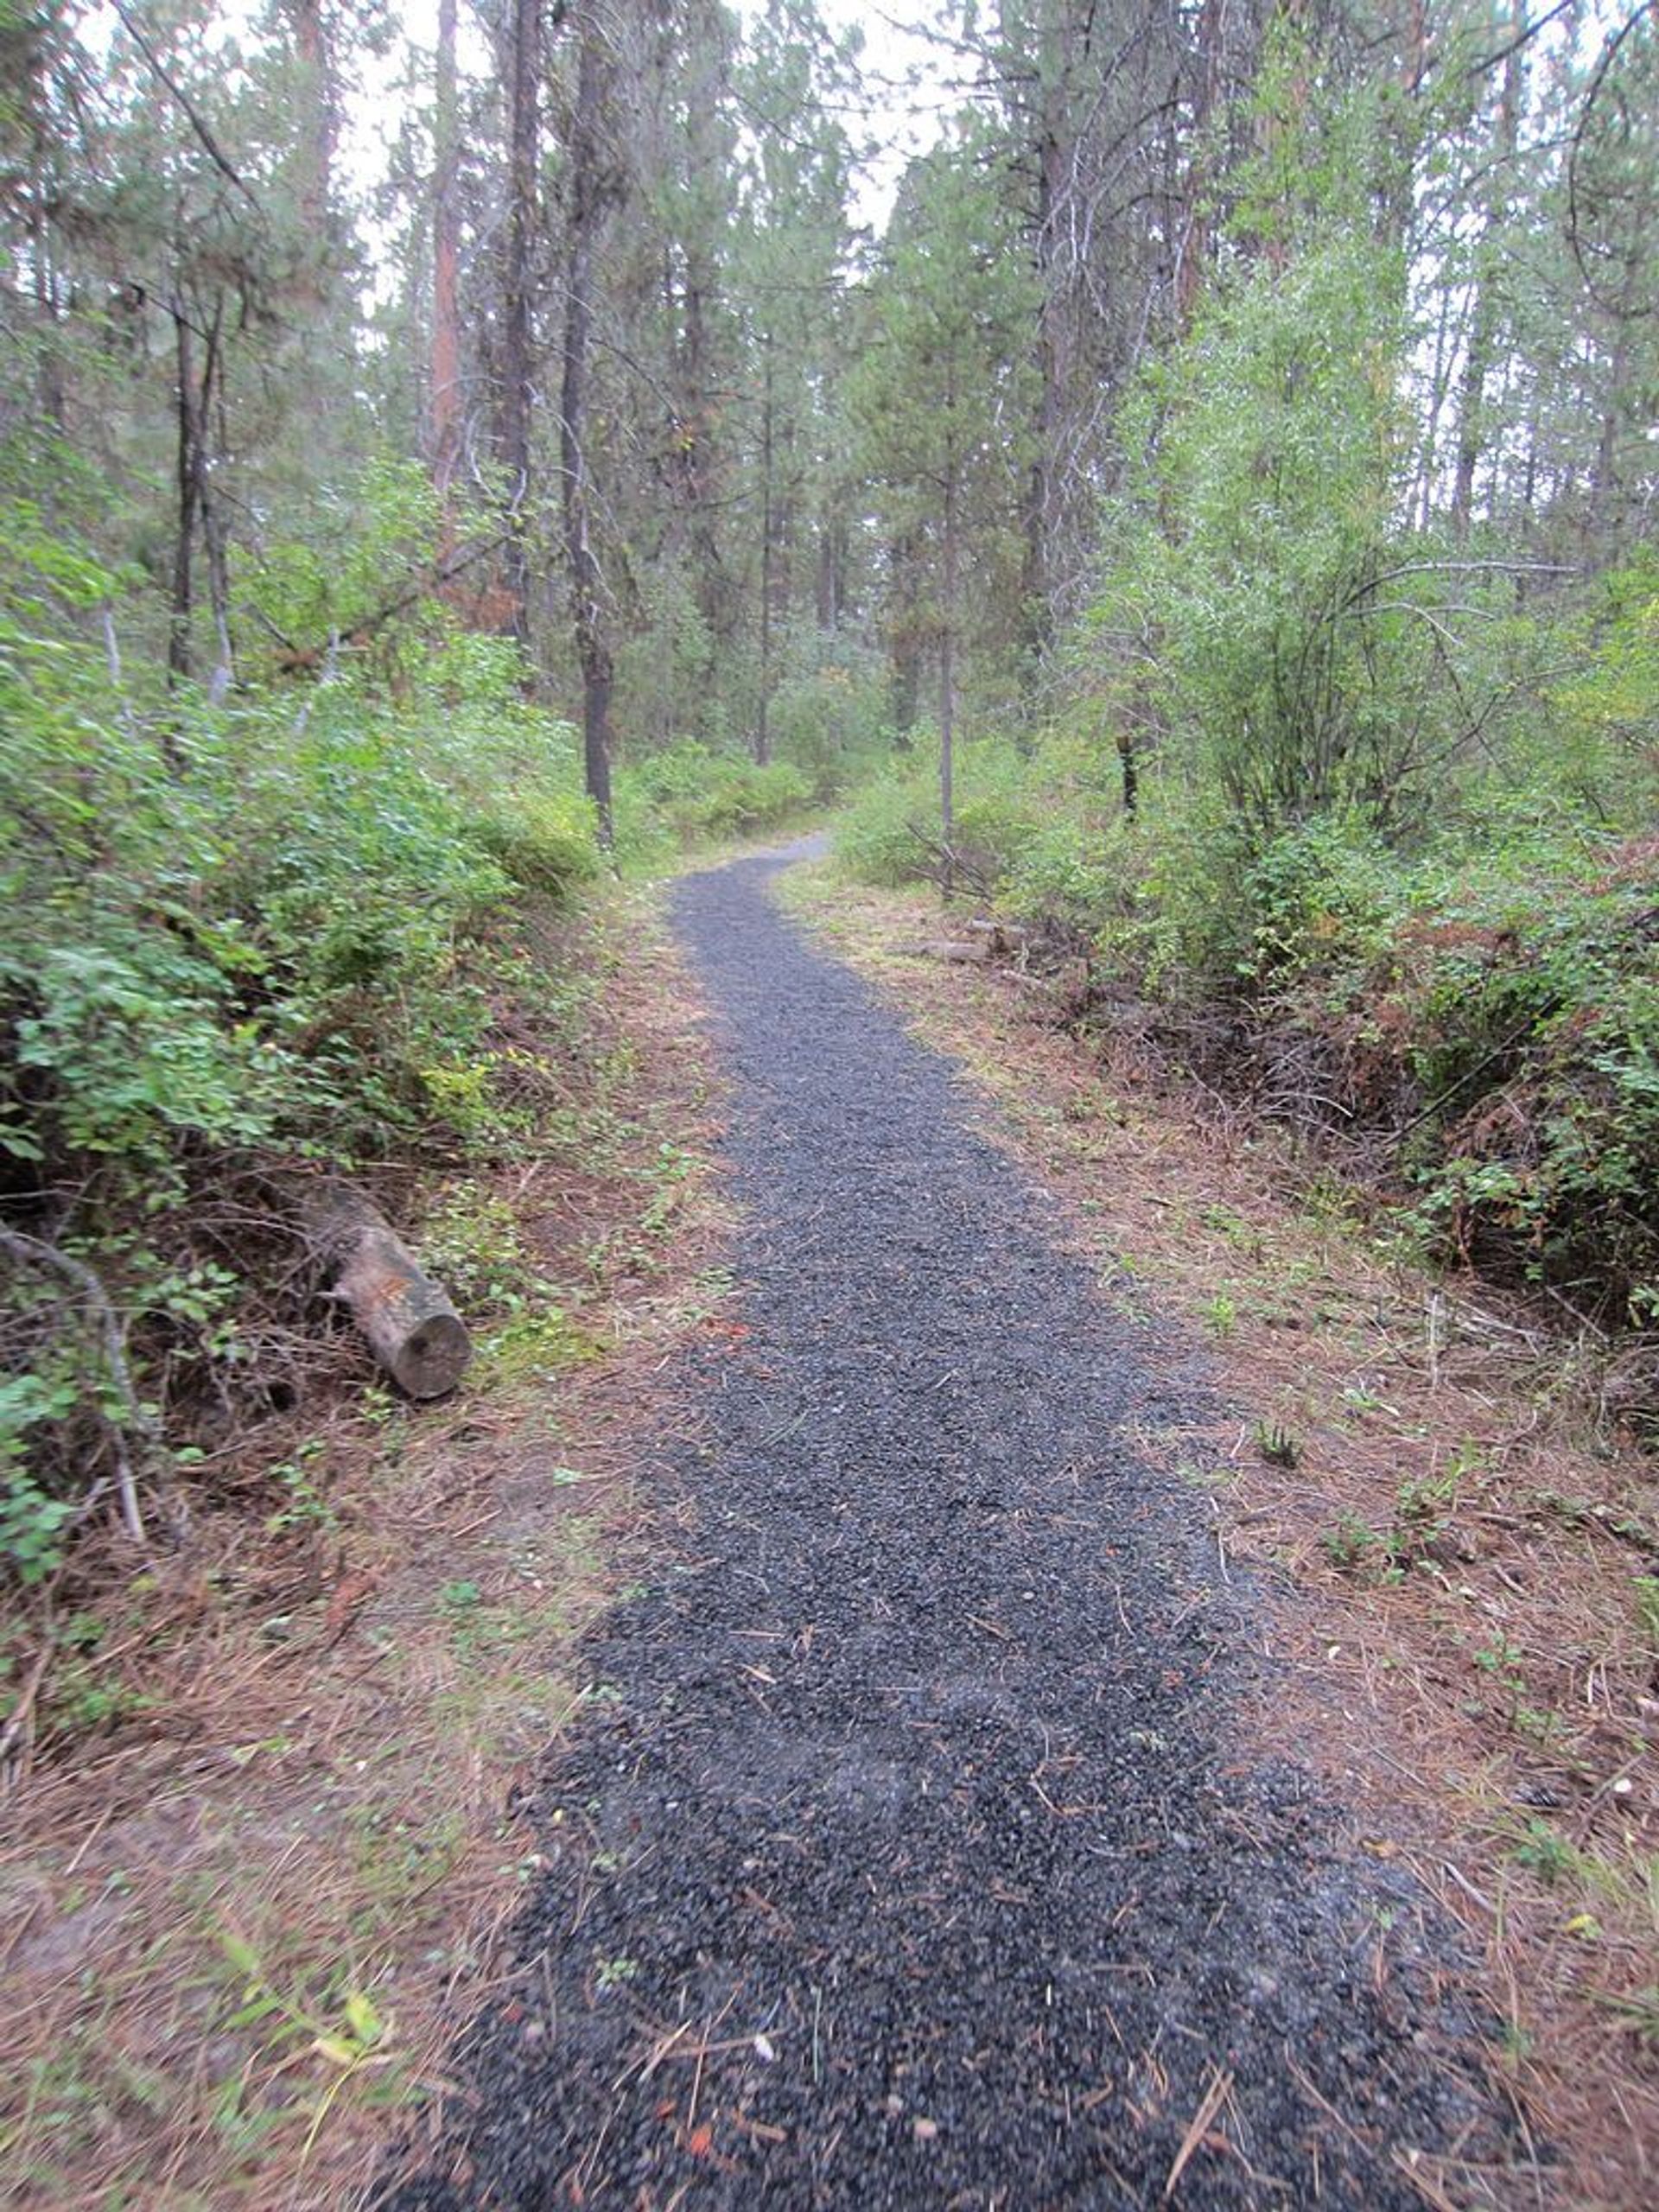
[373,851,1524,2210]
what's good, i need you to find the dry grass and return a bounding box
[779,865,1659,2212]
[0,887,732,2209]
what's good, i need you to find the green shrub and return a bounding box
[764,647,892,794]
[473,790,603,899]
[621,742,814,842]
[0,491,614,1577]
[1385,840,1659,1315]
[835,739,1053,892]
[834,762,937,886]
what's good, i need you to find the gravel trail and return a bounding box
[375,852,1521,2210]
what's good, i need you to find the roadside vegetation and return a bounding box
[0,474,761,2202]
[834,48,1659,1406]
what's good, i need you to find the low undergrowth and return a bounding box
[0,481,827,1592]
[0,892,729,2208]
[832,558,1659,1387]
[0,481,752,2202]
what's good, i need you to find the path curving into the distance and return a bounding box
[373,851,1525,2211]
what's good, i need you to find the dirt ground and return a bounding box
[0,891,734,2209]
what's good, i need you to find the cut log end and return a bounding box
[291,1179,474,1400]
[336,1231,473,1399]
[394,1309,473,1399]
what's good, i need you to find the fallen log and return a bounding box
[296,1180,471,1398]
[914,938,994,964]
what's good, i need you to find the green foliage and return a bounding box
[835,739,1055,889]
[1090,221,1523,840]
[1385,837,1659,1317]
[1,1374,81,1585]
[239,461,444,667]
[0,484,611,1576]
[1552,552,1659,793]
[1084,47,1538,855]
[471,791,604,900]
[620,742,813,842]
[762,642,893,794]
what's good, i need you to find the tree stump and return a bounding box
[296,1180,471,1399]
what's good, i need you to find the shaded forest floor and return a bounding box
[772,860,1659,2209]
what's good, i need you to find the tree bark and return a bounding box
[298,1182,471,1399]
[940,435,959,899]
[283,0,337,252]
[501,0,540,653]
[169,306,200,683]
[756,330,774,765]
[1451,16,1523,537]
[431,0,462,511]
[561,9,618,843]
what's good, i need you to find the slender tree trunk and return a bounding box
[1588,254,1640,563]
[1021,111,1063,664]
[940,450,959,899]
[501,0,540,653]
[431,0,462,512]
[29,149,65,464]
[168,291,232,704]
[561,15,616,844]
[1451,19,1522,537]
[756,332,774,766]
[1176,0,1224,319]
[169,308,200,684]
[200,297,234,702]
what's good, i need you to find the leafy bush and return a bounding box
[836,739,1052,890]
[472,790,604,899]
[0,490,612,1578]
[620,742,814,842]
[1382,839,1659,1316]
[834,760,938,886]
[763,645,893,794]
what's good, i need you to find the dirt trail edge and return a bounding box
[372,852,1534,2212]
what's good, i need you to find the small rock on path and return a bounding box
[372,852,1524,2210]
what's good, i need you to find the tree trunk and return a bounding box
[756,331,774,765]
[1176,0,1224,321]
[940,448,959,899]
[431,0,462,511]
[1451,18,1522,537]
[501,0,540,653]
[284,0,337,253]
[298,1181,471,1399]
[561,10,618,845]
[169,306,199,684]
